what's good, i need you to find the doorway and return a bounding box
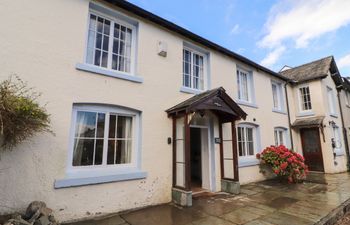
[300,128,324,172]
[190,127,209,192]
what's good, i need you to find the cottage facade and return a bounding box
[0,0,349,223]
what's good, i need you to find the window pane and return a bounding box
[274,130,278,146]
[75,111,96,138]
[120,26,126,41]
[96,33,102,49]
[97,17,104,33]
[107,140,115,165]
[101,52,108,68]
[126,28,132,44]
[247,128,253,142]
[103,20,110,35]
[96,113,105,138]
[118,56,125,71]
[109,114,116,138]
[116,140,131,164]
[94,50,101,66]
[86,30,96,64]
[112,54,118,70]
[73,139,94,166]
[95,139,104,165]
[117,116,132,138]
[102,35,109,51]
[248,142,254,155]
[89,14,97,30]
[279,131,284,145]
[114,24,120,38]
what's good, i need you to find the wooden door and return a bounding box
[300,128,324,172]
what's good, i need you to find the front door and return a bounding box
[300,128,324,172]
[190,127,202,191]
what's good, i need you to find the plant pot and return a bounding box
[259,163,277,180]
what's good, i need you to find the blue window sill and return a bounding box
[238,158,259,168]
[180,86,204,94]
[297,111,315,117]
[272,109,287,115]
[237,100,258,109]
[54,170,147,189]
[76,63,143,83]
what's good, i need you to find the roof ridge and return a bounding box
[282,55,333,72]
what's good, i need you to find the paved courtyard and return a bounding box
[65,173,350,225]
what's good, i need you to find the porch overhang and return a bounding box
[166,87,247,122]
[291,116,325,128]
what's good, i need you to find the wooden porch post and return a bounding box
[231,121,239,181]
[172,117,176,187]
[184,113,191,191]
[218,120,224,179]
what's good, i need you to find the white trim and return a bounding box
[236,66,256,106]
[237,123,261,166]
[271,80,285,112]
[61,104,144,185]
[76,63,143,83]
[182,44,209,91]
[297,85,313,114]
[82,4,138,78]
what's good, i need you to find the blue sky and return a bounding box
[128,0,350,77]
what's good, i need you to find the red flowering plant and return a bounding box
[256,145,309,183]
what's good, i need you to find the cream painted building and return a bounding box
[0,0,349,223]
[281,57,350,174]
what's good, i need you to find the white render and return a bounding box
[0,0,348,223]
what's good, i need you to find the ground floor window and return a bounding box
[274,128,286,146]
[69,104,140,169]
[237,125,255,157]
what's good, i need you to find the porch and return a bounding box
[65,172,350,225]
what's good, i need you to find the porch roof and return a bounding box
[166,87,247,121]
[291,116,325,128]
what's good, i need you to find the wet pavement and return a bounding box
[65,172,350,225]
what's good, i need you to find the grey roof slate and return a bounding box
[280,56,333,83]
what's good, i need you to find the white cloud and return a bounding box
[230,24,240,35]
[260,0,350,48]
[260,46,286,67]
[258,0,350,68]
[338,54,350,69]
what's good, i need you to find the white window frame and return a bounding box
[182,46,208,91]
[327,86,337,117]
[345,91,350,107]
[274,127,287,146]
[237,123,260,167]
[298,85,313,113]
[236,67,256,107]
[332,125,344,156]
[66,104,141,178]
[271,81,285,112]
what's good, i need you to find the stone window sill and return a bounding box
[237,100,258,109]
[54,170,147,189]
[180,86,204,95]
[238,158,259,168]
[76,63,144,83]
[272,109,287,115]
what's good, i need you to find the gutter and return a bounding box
[284,81,294,149]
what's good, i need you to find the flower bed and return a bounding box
[256,145,308,183]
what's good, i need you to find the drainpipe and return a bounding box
[336,87,350,170]
[284,81,294,149]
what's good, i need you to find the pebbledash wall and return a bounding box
[0,0,290,222]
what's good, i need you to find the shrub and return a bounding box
[0,76,52,150]
[256,145,309,183]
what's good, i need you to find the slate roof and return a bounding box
[103,0,287,81]
[280,56,333,83]
[166,87,247,120]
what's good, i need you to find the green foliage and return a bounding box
[0,76,52,150]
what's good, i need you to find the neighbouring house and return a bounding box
[339,77,350,156]
[0,0,349,223]
[281,56,350,173]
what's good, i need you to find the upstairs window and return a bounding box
[346,91,350,106]
[271,81,284,111]
[327,87,337,116]
[299,86,312,111]
[183,48,205,90]
[86,12,134,74]
[237,68,254,104]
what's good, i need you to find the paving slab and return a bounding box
[64,172,350,225]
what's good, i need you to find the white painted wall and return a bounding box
[0,0,289,221]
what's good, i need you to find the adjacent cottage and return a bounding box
[0,0,349,223]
